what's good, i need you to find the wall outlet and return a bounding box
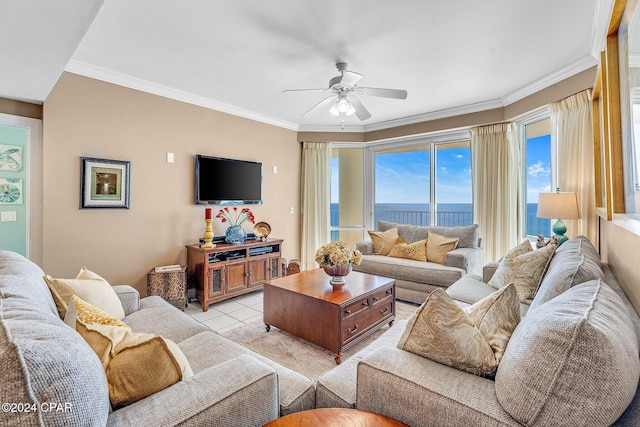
[167,152,174,163]
[1,211,17,222]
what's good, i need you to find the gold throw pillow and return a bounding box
[426,231,459,264]
[388,238,427,261]
[64,295,193,408]
[45,267,125,320]
[368,228,399,255]
[488,244,556,303]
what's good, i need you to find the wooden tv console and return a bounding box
[186,238,283,311]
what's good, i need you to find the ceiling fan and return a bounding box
[283,62,407,121]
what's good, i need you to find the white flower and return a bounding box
[315,241,362,267]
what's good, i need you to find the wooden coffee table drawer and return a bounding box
[342,298,394,344]
[371,286,394,305]
[342,297,371,318]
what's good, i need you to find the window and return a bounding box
[370,134,472,230]
[521,117,553,238]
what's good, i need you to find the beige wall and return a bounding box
[599,216,640,313]
[43,73,301,294]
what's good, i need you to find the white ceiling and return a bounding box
[2,0,613,132]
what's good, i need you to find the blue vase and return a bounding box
[225,225,247,244]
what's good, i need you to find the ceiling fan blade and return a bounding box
[282,88,326,93]
[358,87,408,99]
[340,70,362,87]
[349,97,372,121]
[302,96,336,117]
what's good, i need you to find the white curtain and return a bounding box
[471,123,519,262]
[550,90,596,243]
[300,142,332,271]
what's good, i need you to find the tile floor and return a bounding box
[185,291,264,333]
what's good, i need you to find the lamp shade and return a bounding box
[536,192,580,219]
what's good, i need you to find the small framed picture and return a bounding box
[80,157,130,209]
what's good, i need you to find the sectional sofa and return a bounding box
[317,236,640,426]
[0,250,314,426]
[354,220,484,303]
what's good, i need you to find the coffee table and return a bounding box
[262,408,408,426]
[263,269,395,364]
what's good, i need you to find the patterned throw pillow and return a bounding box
[368,228,399,255]
[64,295,193,408]
[397,284,520,377]
[387,238,427,261]
[488,244,556,303]
[426,231,459,264]
[501,240,533,260]
[44,267,125,319]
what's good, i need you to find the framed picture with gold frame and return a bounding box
[80,157,130,209]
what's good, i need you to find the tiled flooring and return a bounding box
[185,291,263,333]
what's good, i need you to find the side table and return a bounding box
[263,408,407,426]
[146,266,187,310]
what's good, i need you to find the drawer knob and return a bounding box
[362,301,369,307]
[344,309,351,315]
[372,296,379,302]
[348,324,359,334]
[380,307,389,315]
[386,289,392,295]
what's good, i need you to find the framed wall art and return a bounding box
[80,157,130,209]
[0,144,23,171]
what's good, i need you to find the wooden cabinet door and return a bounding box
[226,260,248,293]
[248,257,269,288]
[206,264,225,301]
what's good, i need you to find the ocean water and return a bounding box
[331,203,550,237]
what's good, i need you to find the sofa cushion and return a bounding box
[426,231,459,264]
[488,244,555,303]
[529,253,604,312]
[45,267,125,319]
[388,238,427,261]
[379,220,429,244]
[355,255,463,288]
[429,224,479,249]
[495,280,640,426]
[368,228,399,255]
[64,295,193,408]
[555,234,601,265]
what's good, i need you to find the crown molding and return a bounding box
[64,60,299,131]
[501,54,598,106]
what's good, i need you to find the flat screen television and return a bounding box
[195,155,263,205]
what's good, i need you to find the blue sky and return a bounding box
[332,135,551,205]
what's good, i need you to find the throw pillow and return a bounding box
[463,283,520,364]
[397,289,498,376]
[387,238,427,261]
[501,240,533,260]
[488,244,555,303]
[45,267,125,320]
[426,231,459,264]
[65,295,193,408]
[368,228,399,255]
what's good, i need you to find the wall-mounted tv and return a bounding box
[195,155,263,205]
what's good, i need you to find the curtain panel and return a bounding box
[550,90,596,244]
[300,142,332,271]
[471,123,519,262]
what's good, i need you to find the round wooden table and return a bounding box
[263,408,408,426]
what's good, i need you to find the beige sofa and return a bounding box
[317,236,640,426]
[0,250,315,426]
[354,220,484,303]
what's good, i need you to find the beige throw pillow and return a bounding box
[64,295,193,408]
[397,284,520,376]
[45,267,125,320]
[387,238,427,261]
[501,240,533,260]
[426,231,459,264]
[368,228,399,255]
[488,244,556,302]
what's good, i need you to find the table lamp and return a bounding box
[536,190,580,245]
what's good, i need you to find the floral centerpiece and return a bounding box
[315,241,362,286]
[216,207,255,244]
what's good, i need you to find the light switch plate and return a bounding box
[167,152,174,163]
[1,211,17,222]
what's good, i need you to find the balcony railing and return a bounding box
[375,210,473,227]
